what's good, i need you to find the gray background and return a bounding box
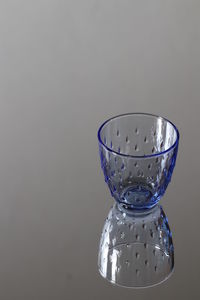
[0,0,199,299]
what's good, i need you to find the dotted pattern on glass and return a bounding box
[98,113,179,210]
[98,204,174,288]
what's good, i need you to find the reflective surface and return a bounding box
[0,1,200,299]
[98,204,174,288]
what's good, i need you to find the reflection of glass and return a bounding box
[98,204,174,288]
[98,113,179,210]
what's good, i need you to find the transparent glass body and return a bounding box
[98,113,179,210]
[98,203,174,288]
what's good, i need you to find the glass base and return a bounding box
[119,185,159,210]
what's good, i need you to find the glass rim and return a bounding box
[97,112,180,159]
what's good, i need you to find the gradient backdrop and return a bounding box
[0,1,199,299]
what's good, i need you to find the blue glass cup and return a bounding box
[98,113,179,210]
